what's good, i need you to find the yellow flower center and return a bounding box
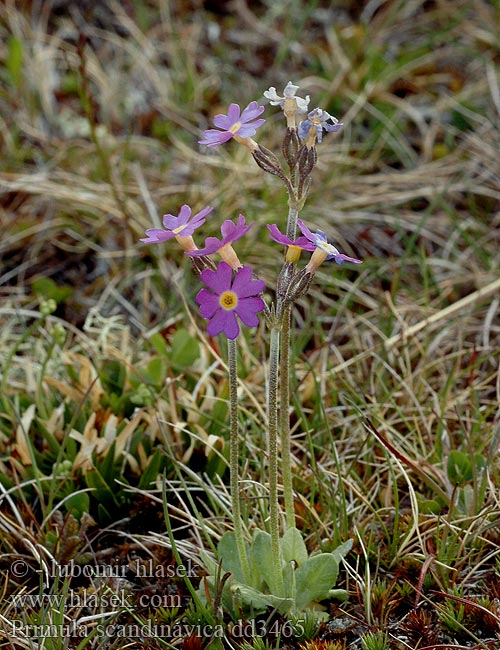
[219,290,238,310]
[229,121,242,134]
[172,225,186,234]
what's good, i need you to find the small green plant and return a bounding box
[446,449,488,516]
[199,527,351,619]
[360,630,388,650]
[436,589,466,634]
[290,609,322,641]
[142,83,357,622]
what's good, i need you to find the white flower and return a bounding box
[263,81,310,114]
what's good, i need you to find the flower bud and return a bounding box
[284,268,313,303]
[190,255,215,275]
[297,144,317,179]
[40,299,57,316]
[131,383,155,407]
[282,128,300,169]
[252,145,284,177]
[52,323,66,345]
[277,261,296,299]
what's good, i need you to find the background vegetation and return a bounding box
[1,0,499,648]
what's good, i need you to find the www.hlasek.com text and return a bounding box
[10,589,182,610]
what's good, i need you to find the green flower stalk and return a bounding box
[268,326,285,596]
[279,303,295,529]
[227,337,251,584]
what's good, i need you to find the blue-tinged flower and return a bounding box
[264,81,310,119]
[298,108,342,145]
[297,219,362,273]
[196,262,265,340]
[199,102,265,148]
[140,204,212,252]
[188,214,253,269]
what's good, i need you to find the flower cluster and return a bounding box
[141,82,362,339]
[198,83,343,149]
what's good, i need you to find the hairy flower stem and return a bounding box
[280,203,301,528]
[268,327,285,596]
[279,304,295,529]
[228,338,251,584]
[286,205,299,240]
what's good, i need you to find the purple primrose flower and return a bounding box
[140,204,211,247]
[267,224,315,252]
[188,214,253,260]
[196,262,266,340]
[298,108,343,143]
[199,102,265,147]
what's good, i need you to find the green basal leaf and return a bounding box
[36,418,62,456]
[457,484,475,515]
[474,453,487,473]
[85,466,119,507]
[97,502,112,524]
[148,331,170,358]
[447,450,473,485]
[137,448,163,489]
[145,356,167,386]
[280,526,308,566]
[330,539,353,564]
[64,491,90,519]
[251,530,276,592]
[419,498,444,515]
[294,553,340,611]
[327,588,349,601]
[97,440,117,485]
[203,532,351,618]
[198,549,218,575]
[99,359,127,396]
[217,531,248,584]
[171,328,200,368]
[230,583,292,614]
[31,276,73,304]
